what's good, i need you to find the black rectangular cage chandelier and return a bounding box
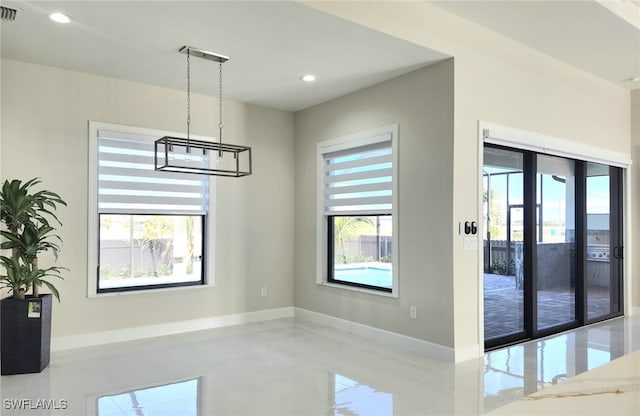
[155,46,252,177]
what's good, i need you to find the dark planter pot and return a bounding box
[1,294,52,375]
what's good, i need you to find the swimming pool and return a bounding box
[333,266,392,289]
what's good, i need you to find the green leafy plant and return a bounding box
[119,265,131,277]
[100,265,114,279]
[0,256,64,300]
[0,178,67,300]
[346,253,374,263]
[491,259,508,275]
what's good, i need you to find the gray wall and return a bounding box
[310,0,632,361]
[294,60,456,348]
[1,59,295,338]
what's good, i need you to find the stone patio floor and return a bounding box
[484,273,612,340]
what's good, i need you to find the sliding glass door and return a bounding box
[483,147,525,342]
[483,145,623,349]
[536,154,576,331]
[585,163,623,322]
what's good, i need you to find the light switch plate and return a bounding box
[463,237,478,250]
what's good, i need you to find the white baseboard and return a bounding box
[294,307,462,362]
[454,344,484,362]
[51,307,294,352]
[52,306,482,362]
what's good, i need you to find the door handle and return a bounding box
[613,246,624,260]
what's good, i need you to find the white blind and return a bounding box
[323,140,393,216]
[98,129,209,215]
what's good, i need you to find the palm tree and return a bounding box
[333,216,374,264]
[141,216,173,277]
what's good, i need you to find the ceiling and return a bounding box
[1,1,639,113]
[0,1,448,111]
[434,0,640,90]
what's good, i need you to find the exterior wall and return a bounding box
[305,1,632,358]
[295,61,456,347]
[0,59,295,338]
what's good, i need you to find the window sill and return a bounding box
[88,282,214,298]
[317,281,398,299]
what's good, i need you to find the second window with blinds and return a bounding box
[89,122,210,294]
[318,125,398,295]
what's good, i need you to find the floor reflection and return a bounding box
[97,378,199,416]
[482,317,634,412]
[0,316,638,415]
[331,372,393,416]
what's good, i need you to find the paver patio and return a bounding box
[484,273,612,340]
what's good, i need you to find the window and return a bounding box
[318,126,398,294]
[89,122,212,294]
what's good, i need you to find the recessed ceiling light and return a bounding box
[301,74,316,82]
[49,12,71,24]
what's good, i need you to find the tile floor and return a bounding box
[488,347,640,415]
[1,315,639,415]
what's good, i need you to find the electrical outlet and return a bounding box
[410,306,417,319]
[260,287,268,297]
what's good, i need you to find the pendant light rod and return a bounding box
[186,48,191,148]
[218,61,223,157]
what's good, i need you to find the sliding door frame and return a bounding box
[480,123,629,351]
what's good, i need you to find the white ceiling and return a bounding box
[0,1,448,111]
[434,0,640,90]
[1,1,639,113]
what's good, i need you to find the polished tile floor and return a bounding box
[1,315,639,415]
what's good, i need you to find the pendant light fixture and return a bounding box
[155,46,252,177]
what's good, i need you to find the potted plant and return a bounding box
[0,178,66,375]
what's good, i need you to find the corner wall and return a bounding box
[0,59,295,341]
[295,60,455,349]
[632,90,640,311]
[305,1,631,359]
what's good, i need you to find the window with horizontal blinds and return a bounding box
[98,129,209,215]
[323,140,393,216]
[317,125,397,295]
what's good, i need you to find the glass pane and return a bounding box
[99,214,203,290]
[536,154,576,330]
[330,215,392,290]
[586,162,613,319]
[483,147,524,340]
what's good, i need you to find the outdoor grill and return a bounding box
[586,244,609,262]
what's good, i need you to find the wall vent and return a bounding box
[1,6,17,21]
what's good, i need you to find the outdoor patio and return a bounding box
[484,273,612,340]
